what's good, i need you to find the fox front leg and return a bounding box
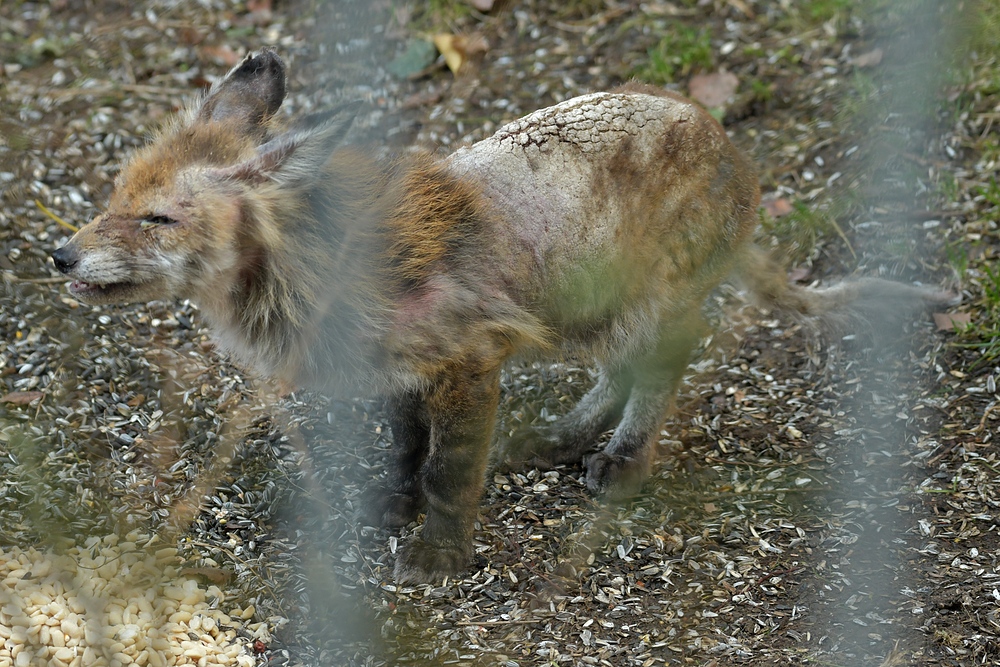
[393,364,500,584]
[377,390,429,528]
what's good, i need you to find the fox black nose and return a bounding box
[51,246,79,274]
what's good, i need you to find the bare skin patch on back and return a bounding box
[490,92,695,155]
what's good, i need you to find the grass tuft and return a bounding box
[633,25,713,85]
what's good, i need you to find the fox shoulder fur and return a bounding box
[52,51,951,583]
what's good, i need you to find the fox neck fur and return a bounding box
[208,148,549,395]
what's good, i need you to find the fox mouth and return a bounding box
[67,278,143,301]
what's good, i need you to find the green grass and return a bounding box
[802,0,853,23]
[944,242,969,281]
[966,0,1000,57]
[760,202,838,265]
[977,181,1000,209]
[749,78,774,104]
[980,264,1000,306]
[771,0,857,33]
[633,25,713,85]
[945,0,1000,363]
[834,70,884,134]
[408,0,474,32]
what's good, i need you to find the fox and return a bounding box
[51,49,952,584]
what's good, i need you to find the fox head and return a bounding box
[51,49,357,307]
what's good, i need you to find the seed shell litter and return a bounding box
[2,1,999,666]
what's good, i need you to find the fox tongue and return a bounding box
[70,279,102,293]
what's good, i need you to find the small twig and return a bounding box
[3,273,69,284]
[829,217,856,260]
[928,402,998,466]
[959,401,998,436]
[927,404,1000,466]
[35,200,79,233]
[39,84,194,99]
[899,209,968,221]
[456,618,545,627]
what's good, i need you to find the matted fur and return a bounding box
[51,50,951,583]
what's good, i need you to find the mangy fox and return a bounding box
[51,50,949,583]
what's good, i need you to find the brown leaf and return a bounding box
[402,90,443,109]
[688,71,739,108]
[787,266,811,282]
[247,0,272,10]
[1,391,44,405]
[934,311,971,331]
[177,26,205,46]
[200,44,241,67]
[761,197,794,218]
[433,33,489,75]
[724,0,755,17]
[852,48,883,68]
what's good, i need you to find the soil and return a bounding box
[1,1,998,666]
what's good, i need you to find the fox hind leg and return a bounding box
[585,308,705,499]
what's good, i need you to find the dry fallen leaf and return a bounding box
[761,196,794,218]
[688,71,739,108]
[934,311,971,331]
[433,33,489,75]
[200,44,241,67]
[852,48,883,68]
[724,0,755,17]
[787,266,811,283]
[176,26,204,45]
[1,391,44,405]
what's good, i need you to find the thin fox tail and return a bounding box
[736,244,959,323]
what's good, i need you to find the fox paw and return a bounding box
[393,538,470,584]
[379,492,424,529]
[584,452,649,500]
[361,488,423,528]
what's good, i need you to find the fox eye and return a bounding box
[139,215,177,229]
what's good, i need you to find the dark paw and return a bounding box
[497,426,587,472]
[584,451,649,500]
[363,491,423,528]
[393,538,471,584]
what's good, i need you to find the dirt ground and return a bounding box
[1,1,999,666]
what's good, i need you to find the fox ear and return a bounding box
[197,49,286,131]
[213,101,362,184]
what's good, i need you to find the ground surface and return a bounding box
[1,1,999,666]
